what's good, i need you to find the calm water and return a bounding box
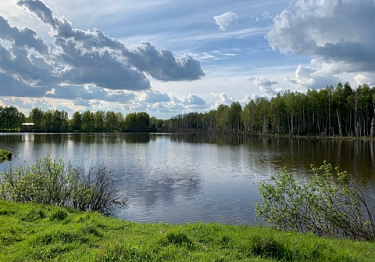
[0,133,374,224]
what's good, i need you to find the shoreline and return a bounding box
[1,200,374,261]
[2,130,375,142]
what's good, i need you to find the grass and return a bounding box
[0,200,374,261]
[0,149,12,162]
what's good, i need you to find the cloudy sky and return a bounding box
[0,0,374,118]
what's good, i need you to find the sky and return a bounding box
[0,0,375,119]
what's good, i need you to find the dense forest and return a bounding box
[164,82,375,137]
[0,108,159,132]
[1,82,375,136]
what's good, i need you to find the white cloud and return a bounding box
[0,0,205,101]
[210,93,234,107]
[286,65,340,89]
[268,0,375,77]
[128,43,205,81]
[137,90,171,103]
[214,12,238,31]
[354,73,375,86]
[247,76,278,96]
[247,76,278,87]
[239,95,253,105]
[182,93,206,106]
[253,10,273,22]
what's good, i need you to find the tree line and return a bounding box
[164,82,375,137]
[0,107,157,132]
[1,82,375,136]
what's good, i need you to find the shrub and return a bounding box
[0,149,12,162]
[255,162,375,241]
[0,155,125,214]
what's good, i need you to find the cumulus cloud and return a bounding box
[354,73,375,86]
[128,43,205,81]
[0,16,56,90]
[0,72,49,97]
[137,90,171,103]
[268,0,375,83]
[0,16,48,54]
[45,85,136,103]
[247,76,278,96]
[0,0,205,102]
[182,93,206,106]
[286,65,340,89]
[210,93,234,107]
[247,76,278,87]
[214,12,238,31]
[239,95,252,105]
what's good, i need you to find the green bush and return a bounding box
[256,162,375,241]
[0,149,12,162]
[0,155,125,214]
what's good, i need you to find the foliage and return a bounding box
[163,82,375,137]
[124,112,150,132]
[256,162,375,241]
[1,200,374,261]
[0,149,12,162]
[0,106,25,131]
[0,156,125,214]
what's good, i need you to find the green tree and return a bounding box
[136,112,150,131]
[269,93,287,134]
[42,110,53,132]
[150,117,163,131]
[253,98,270,134]
[81,111,95,131]
[125,112,137,131]
[216,104,230,132]
[125,112,150,131]
[241,100,256,133]
[94,111,105,131]
[116,112,125,131]
[106,111,118,131]
[70,111,82,131]
[0,106,25,131]
[228,102,242,132]
[29,108,44,131]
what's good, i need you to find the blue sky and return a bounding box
[1,0,374,118]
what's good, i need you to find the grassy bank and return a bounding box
[1,200,374,261]
[0,149,12,162]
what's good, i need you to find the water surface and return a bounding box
[0,133,374,224]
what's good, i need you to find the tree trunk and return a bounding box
[337,110,343,136]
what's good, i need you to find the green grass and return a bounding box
[0,200,374,261]
[0,149,12,162]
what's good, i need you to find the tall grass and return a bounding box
[1,200,374,261]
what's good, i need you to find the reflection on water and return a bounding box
[0,133,374,224]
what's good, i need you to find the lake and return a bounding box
[0,133,374,224]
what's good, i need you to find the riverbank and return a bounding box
[0,200,374,261]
